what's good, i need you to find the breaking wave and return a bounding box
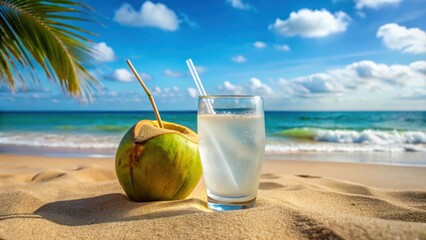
[275,128,426,145]
[1,128,425,153]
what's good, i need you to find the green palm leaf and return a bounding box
[0,0,98,100]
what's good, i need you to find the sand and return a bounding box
[0,154,425,239]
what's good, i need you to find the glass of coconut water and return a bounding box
[198,95,265,211]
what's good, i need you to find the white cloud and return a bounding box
[278,78,310,98]
[274,44,290,51]
[164,69,182,78]
[250,78,274,95]
[92,90,147,103]
[219,81,245,95]
[227,0,253,11]
[292,74,340,94]
[355,0,402,9]
[112,69,134,82]
[151,85,181,98]
[278,60,426,98]
[95,90,118,98]
[254,41,266,48]
[377,23,426,54]
[399,89,426,99]
[92,42,115,62]
[348,60,425,87]
[153,86,162,94]
[187,87,198,98]
[232,55,247,63]
[356,11,366,18]
[139,72,152,81]
[269,9,350,38]
[410,61,426,74]
[113,1,179,31]
[195,66,207,74]
[215,78,275,97]
[108,69,151,82]
[327,60,426,89]
[179,13,198,28]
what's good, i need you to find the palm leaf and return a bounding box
[0,0,98,100]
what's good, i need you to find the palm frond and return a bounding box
[0,0,98,100]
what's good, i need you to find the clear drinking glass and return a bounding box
[197,95,265,211]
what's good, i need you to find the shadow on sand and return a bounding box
[34,193,209,226]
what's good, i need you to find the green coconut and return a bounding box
[115,120,202,202]
[115,60,202,202]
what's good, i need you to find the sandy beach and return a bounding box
[0,154,425,239]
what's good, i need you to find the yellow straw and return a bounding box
[126,59,164,128]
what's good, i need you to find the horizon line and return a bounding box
[2,110,425,113]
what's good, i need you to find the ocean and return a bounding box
[1,111,425,166]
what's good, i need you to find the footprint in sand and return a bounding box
[261,173,280,179]
[31,169,66,183]
[296,174,322,179]
[259,182,284,190]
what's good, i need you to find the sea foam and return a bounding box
[315,129,426,144]
[0,132,121,149]
[1,128,425,153]
[265,141,426,153]
[270,128,426,153]
[278,128,426,144]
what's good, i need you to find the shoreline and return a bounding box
[2,144,426,167]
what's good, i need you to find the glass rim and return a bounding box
[198,95,263,99]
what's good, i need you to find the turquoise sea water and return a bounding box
[1,111,425,165]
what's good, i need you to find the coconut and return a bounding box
[115,60,202,202]
[115,120,202,201]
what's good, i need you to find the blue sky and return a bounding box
[1,0,425,111]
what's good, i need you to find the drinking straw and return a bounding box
[186,59,206,96]
[127,59,164,128]
[185,59,214,114]
[186,59,237,188]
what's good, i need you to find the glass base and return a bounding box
[207,196,256,211]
